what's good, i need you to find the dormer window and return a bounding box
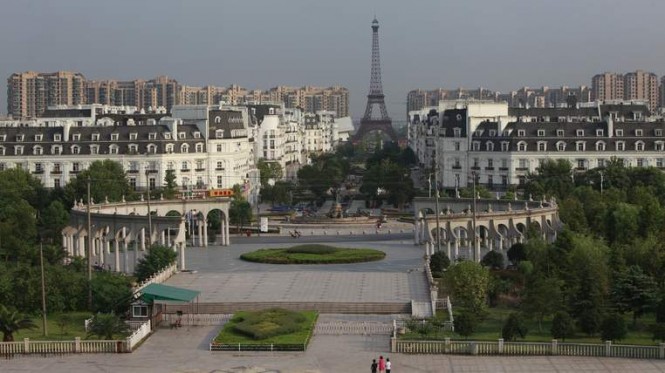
[635,141,645,151]
[616,141,625,151]
[517,130,526,137]
[635,129,643,137]
[181,143,189,153]
[111,133,119,141]
[0,135,5,141]
[35,134,43,141]
[556,141,566,151]
[485,142,494,151]
[33,146,43,155]
[148,133,157,140]
[15,146,23,155]
[129,133,138,140]
[166,143,174,153]
[16,134,24,142]
[195,143,204,153]
[178,132,186,139]
[472,141,480,151]
[596,141,606,151]
[109,145,119,154]
[616,129,623,137]
[537,129,545,137]
[517,141,527,151]
[90,145,99,155]
[91,133,100,141]
[501,142,510,152]
[164,133,172,140]
[72,134,80,141]
[214,116,222,124]
[193,132,201,139]
[52,145,62,155]
[71,145,80,154]
[453,128,461,137]
[656,141,665,151]
[489,130,497,137]
[128,144,138,154]
[215,129,224,139]
[576,130,584,137]
[147,144,157,154]
[557,129,564,137]
[576,141,586,151]
[54,134,61,141]
[656,129,663,137]
[537,141,547,151]
[596,129,604,136]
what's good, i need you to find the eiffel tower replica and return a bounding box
[352,18,398,144]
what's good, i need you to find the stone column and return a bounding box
[140,228,146,251]
[414,219,420,245]
[225,217,230,246]
[160,229,165,246]
[179,244,186,270]
[454,240,459,259]
[197,220,203,247]
[202,216,208,247]
[114,239,120,272]
[123,240,129,274]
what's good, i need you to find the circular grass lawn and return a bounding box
[240,244,386,264]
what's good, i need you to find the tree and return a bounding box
[0,305,36,341]
[652,324,665,342]
[507,243,527,266]
[454,312,477,339]
[163,170,178,199]
[91,272,134,314]
[523,159,574,200]
[86,313,130,340]
[38,200,70,245]
[445,261,490,315]
[429,251,450,274]
[257,159,283,186]
[551,311,575,341]
[600,313,627,342]
[134,245,178,282]
[65,160,132,204]
[502,312,528,341]
[611,265,657,325]
[521,275,563,331]
[229,199,253,230]
[481,251,504,270]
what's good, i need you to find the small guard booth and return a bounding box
[131,283,201,327]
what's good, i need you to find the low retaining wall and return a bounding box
[0,338,125,357]
[158,302,411,315]
[392,338,665,360]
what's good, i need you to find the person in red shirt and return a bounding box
[378,355,386,372]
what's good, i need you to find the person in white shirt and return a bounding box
[386,357,391,373]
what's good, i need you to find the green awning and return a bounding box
[140,283,200,304]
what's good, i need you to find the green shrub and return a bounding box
[285,245,339,255]
[454,312,477,339]
[600,313,627,342]
[481,251,504,269]
[429,251,450,273]
[502,312,528,341]
[232,308,308,340]
[551,311,575,341]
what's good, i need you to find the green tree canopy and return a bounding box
[65,160,132,204]
[86,313,130,340]
[257,159,283,186]
[445,261,490,316]
[134,245,178,282]
[0,305,36,341]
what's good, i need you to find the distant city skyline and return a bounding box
[2,0,665,120]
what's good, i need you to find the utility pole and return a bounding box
[471,171,479,262]
[599,171,604,195]
[434,124,442,254]
[39,240,47,336]
[86,177,92,310]
[146,170,152,246]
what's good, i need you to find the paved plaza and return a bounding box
[165,236,429,303]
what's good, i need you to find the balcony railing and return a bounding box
[452,166,462,170]
[515,167,529,171]
[485,167,495,171]
[499,167,509,171]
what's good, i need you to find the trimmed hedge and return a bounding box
[213,309,318,347]
[240,244,385,264]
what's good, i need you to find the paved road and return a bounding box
[6,324,665,372]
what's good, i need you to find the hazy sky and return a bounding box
[2,0,665,120]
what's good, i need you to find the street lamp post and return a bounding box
[39,240,47,336]
[434,124,442,254]
[471,171,479,262]
[145,170,152,246]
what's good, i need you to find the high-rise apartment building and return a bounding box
[592,72,624,102]
[85,76,179,111]
[7,71,85,118]
[624,70,659,110]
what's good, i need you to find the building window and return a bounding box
[635,141,645,151]
[596,141,606,151]
[147,144,157,154]
[616,141,625,151]
[453,128,461,137]
[178,132,186,139]
[33,146,43,155]
[35,134,43,141]
[196,160,204,170]
[16,134,25,142]
[657,159,664,168]
[454,142,461,151]
[487,159,494,169]
[517,129,526,137]
[637,158,645,167]
[129,161,138,172]
[453,158,461,169]
[537,129,545,137]
[196,176,204,188]
[53,178,60,188]
[615,129,623,136]
[167,161,174,170]
[576,130,584,137]
[182,161,190,171]
[164,132,172,140]
[472,142,480,151]
[556,141,566,151]
[656,129,663,136]
[195,143,204,153]
[216,144,222,152]
[576,142,585,151]
[181,144,189,153]
[129,144,138,154]
[518,159,528,170]
[598,159,606,168]
[486,142,494,151]
[502,175,508,186]
[132,305,148,318]
[635,129,643,136]
[35,163,43,173]
[148,133,157,140]
[0,147,4,156]
[556,129,564,137]
[656,142,665,151]
[217,176,223,188]
[91,133,100,141]
[72,162,80,172]
[129,178,136,191]
[577,159,586,169]
[111,133,119,141]
[149,178,156,190]
[166,144,174,153]
[110,145,119,154]
[72,134,80,141]
[53,163,61,173]
[129,133,138,140]
[54,134,61,141]
[596,129,604,136]
[501,142,509,152]
[537,142,546,151]
[216,161,223,170]
[517,142,527,151]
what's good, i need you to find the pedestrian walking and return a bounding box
[386,357,391,373]
[378,355,386,373]
[371,358,378,373]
